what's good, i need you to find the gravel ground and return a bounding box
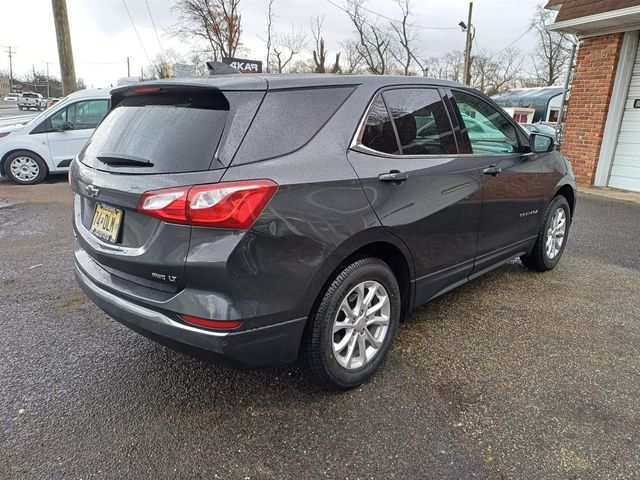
[1,179,639,479]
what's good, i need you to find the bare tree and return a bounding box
[344,0,391,75]
[341,40,365,74]
[311,16,341,74]
[271,28,307,73]
[172,0,242,60]
[289,58,315,74]
[530,4,574,86]
[146,49,181,79]
[265,0,274,73]
[425,47,524,95]
[389,0,422,76]
[426,50,465,83]
[476,48,523,95]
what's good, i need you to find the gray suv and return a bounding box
[72,75,576,389]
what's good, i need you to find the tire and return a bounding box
[521,195,571,272]
[305,257,401,390]
[4,150,48,185]
[18,106,23,111]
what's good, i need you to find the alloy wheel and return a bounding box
[545,207,566,260]
[332,281,390,370]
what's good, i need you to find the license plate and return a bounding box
[90,203,123,244]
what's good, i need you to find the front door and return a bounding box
[449,89,547,275]
[348,87,487,304]
[46,99,109,168]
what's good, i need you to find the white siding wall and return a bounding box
[610,40,640,192]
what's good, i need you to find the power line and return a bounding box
[495,27,533,55]
[326,0,460,31]
[324,0,396,45]
[122,0,152,64]
[145,0,164,55]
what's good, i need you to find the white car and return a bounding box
[0,88,111,184]
[3,93,21,102]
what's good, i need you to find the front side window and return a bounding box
[50,100,109,130]
[453,91,519,155]
[49,108,68,130]
[383,88,456,155]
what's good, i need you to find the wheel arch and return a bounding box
[303,228,415,329]
[555,183,576,219]
[1,148,50,177]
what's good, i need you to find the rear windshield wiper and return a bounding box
[97,153,154,167]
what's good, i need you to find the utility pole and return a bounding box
[51,0,77,95]
[127,57,130,77]
[463,2,474,86]
[44,62,51,98]
[3,46,16,92]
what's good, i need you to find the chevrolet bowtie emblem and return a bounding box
[85,185,100,198]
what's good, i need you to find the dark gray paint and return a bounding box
[73,75,576,367]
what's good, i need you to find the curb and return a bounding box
[577,185,640,205]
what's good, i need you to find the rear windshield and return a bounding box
[23,93,38,98]
[80,90,230,174]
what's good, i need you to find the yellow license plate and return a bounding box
[90,203,123,244]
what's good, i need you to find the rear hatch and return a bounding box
[71,80,266,293]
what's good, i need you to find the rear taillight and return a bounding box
[137,180,278,229]
[180,314,243,330]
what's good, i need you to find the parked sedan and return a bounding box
[522,122,557,139]
[0,88,111,184]
[47,97,62,108]
[71,76,576,389]
[3,93,21,102]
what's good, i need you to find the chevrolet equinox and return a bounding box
[72,75,576,389]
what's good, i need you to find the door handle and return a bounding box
[378,170,408,183]
[482,165,502,177]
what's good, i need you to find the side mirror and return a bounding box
[530,133,554,153]
[57,121,73,132]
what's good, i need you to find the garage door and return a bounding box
[610,40,640,192]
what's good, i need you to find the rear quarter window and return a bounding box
[232,86,355,165]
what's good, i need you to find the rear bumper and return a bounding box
[75,264,307,369]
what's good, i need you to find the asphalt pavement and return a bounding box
[0,102,38,127]
[1,179,639,479]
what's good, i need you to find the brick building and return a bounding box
[0,76,10,97]
[546,1,640,192]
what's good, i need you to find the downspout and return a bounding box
[556,41,577,148]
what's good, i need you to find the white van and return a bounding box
[0,88,111,184]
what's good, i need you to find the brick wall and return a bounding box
[560,33,624,185]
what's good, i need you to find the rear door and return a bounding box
[46,99,109,168]
[448,89,546,274]
[348,87,486,304]
[71,85,265,292]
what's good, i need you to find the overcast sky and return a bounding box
[1,0,543,88]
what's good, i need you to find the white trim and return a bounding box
[549,6,640,29]
[578,24,640,38]
[547,6,640,37]
[594,31,640,187]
